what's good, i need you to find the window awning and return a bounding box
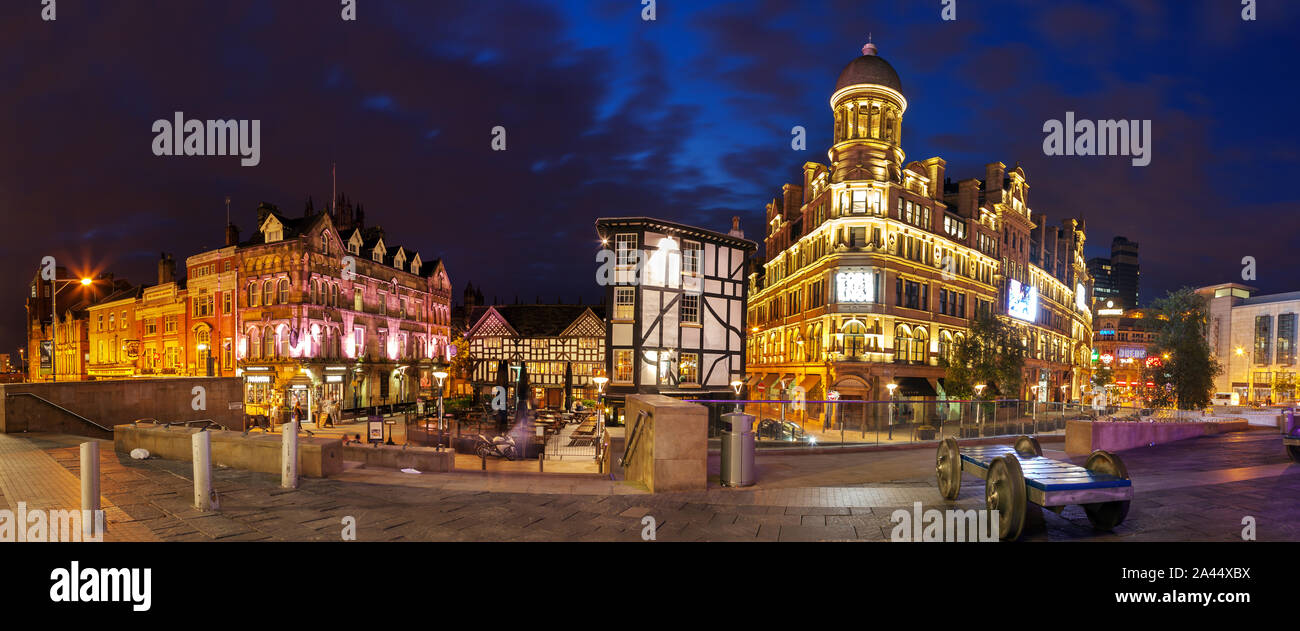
[895,377,937,397]
[799,375,821,394]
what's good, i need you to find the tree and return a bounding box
[447,335,471,380]
[1092,364,1115,389]
[941,312,1027,399]
[1142,287,1221,410]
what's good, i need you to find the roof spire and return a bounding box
[862,33,877,56]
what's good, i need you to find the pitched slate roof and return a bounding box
[474,304,605,338]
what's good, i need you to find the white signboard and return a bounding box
[836,271,874,303]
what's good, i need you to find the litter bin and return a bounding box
[720,412,755,487]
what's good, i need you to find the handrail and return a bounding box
[620,409,650,467]
[5,392,113,432]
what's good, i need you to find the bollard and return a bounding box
[80,441,101,538]
[282,420,299,489]
[192,430,215,511]
[481,453,486,470]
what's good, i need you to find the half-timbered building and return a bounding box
[464,303,606,408]
[594,217,757,424]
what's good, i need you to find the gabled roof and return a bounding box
[469,304,605,339]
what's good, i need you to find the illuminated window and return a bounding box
[615,287,635,320]
[278,278,290,304]
[262,280,274,306]
[679,353,698,384]
[249,281,259,307]
[614,349,633,382]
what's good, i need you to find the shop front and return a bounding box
[242,366,276,417]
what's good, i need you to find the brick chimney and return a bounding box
[225,223,240,247]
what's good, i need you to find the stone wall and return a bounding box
[1,378,245,439]
[1065,418,1251,455]
[342,443,453,472]
[623,394,706,492]
[114,423,343,478]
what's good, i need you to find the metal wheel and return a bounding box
[1014,435,1042,457]
[1083,450,1131,530]
[985,455,1027,540]
[936,438,962,500]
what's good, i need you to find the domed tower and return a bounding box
[829,40,907,185]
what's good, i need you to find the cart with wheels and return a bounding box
[935,436,1133,540]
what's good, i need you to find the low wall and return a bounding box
[342,443,453,472]
[2,378,245,439]
[1065,418,1251,455]
[623,395,707,493]
[113,423,342,478]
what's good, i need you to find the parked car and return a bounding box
[756,418,811,443]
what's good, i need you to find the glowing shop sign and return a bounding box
[1075,283,1088,312]
[1007,279,1039,322]
[836,271,874,303]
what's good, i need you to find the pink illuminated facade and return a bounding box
[232,199,452,421]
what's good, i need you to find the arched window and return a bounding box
[262,280,274,306]
[278,278,290,305]
[321,231,331,255]
[249,281,259,307]
[912,327,928,364]
[843,320,866,357]
[279,325,291,358]
[263,326,275,358]
[939,331,954,362]
[893,324,910,363]
[329,283,338,307]
[248,328,260,359]
[310,279,319,304]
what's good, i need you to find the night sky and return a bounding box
[3,0,1298,356]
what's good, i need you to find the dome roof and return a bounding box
[835,43,902,93]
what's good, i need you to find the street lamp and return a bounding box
[592,375,609,433]
[433,370,448,450]
[1030,384,1040,421]
[974,384,986,429]
[48,276,94,383]
[730,377,744,412]
[885,382,897,440]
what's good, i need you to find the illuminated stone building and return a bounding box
[136,254,191,377]
[1090,307,1160,404]
[233,198,453,421]
[185,245,239,377]
[1199,283,1299,404]
[86,285,144,379]
[746,42,1094,413]
[25,266,127,382]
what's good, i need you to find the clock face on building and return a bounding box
[836,271,874,303]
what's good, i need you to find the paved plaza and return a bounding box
[0,428,1295,542]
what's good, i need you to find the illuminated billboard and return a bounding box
[836,270,874,303]
[1007,279,1038,322]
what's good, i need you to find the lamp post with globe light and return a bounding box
[885,382,897,440]
[592,375,609,434]
[433,369,448,450]
[974,383,986,431]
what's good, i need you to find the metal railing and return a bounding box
[685,398,1216,448]
[5,392,113,432]
[620,409,650,467]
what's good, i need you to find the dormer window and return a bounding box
[372,249,383,262]
[348,242,359,255]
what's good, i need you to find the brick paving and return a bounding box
[1,428,1296,542]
